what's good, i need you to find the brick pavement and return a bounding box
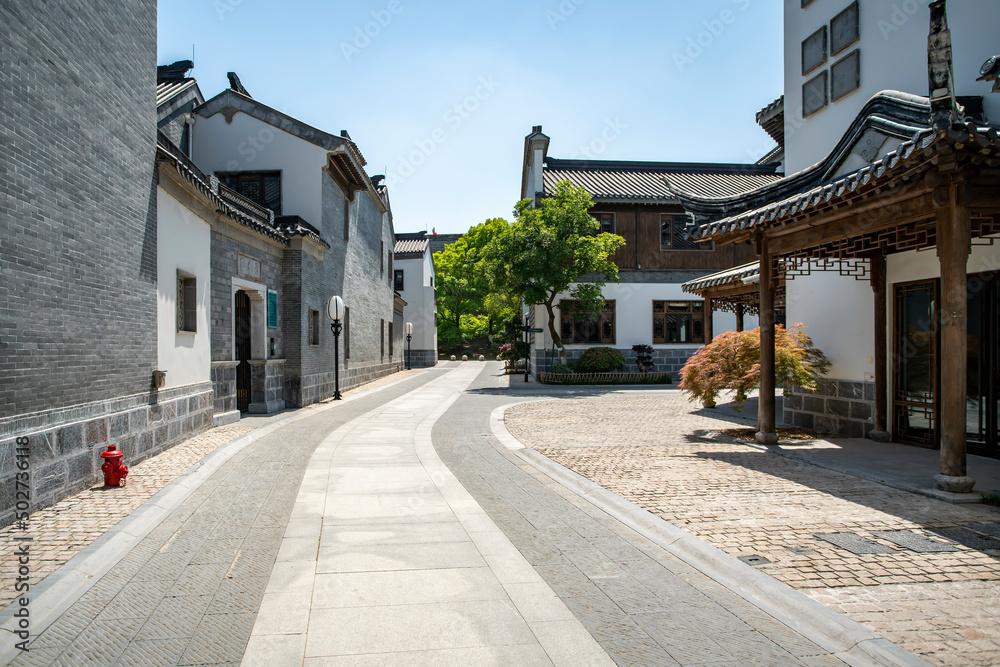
[505,391,1000,667]
[435,371,853,666]
[5,369,440,666]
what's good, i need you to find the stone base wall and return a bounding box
[783,379,875,438]
[0,382,213,526]
[533,347,699,379]
[284,361,403,408]
[249,359,286,414]
[211,361,239,425]
[406,350,437,368]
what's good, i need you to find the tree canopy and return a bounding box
[433,218,517,351]
[487,180,624,364]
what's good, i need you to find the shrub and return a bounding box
[576,347,626,373]
[498,341,530,361]
[549,363,574,375]
[678,324,831,409]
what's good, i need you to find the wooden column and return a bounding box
[756,237,778,444]
[736,304,745,332]
[934,182,974,491]
[870,252,890,441]
[705,298,714,343]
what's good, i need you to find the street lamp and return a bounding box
[404,322,413,370]
[328,296,345,400]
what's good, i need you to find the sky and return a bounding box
[158,0,784,234]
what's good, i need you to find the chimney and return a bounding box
[927,0,961,130]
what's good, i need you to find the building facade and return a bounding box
[519,126,781,375]
[683,0,1000,491]
[394,232,438,367]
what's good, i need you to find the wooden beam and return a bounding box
[934,184,975,492]
[870,252,890,441]
[767,194,936,256]
[756,237,778,444]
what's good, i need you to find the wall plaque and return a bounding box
[238,253,262,281]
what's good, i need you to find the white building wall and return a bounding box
[784,0,1000,174]
[530,282,759,353]
[786,270,874,382]
[156,188,212,388]
[191,112,328,226]
[396,253,437,353]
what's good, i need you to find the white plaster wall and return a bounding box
[156,189,212,388]
[191,112,328,227]
[396,254,437,351]
[530,282,759,352]
[786,270,873,381]
[784,0,1000,174]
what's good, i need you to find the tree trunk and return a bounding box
[543,302,566,366]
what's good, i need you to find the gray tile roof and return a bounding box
[394,233,430,255]
[682,262,759,294]
[690,120,1000,241]
[156,79,198,107]
[542,159,782,204]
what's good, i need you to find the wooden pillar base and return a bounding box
[868,430,891,443]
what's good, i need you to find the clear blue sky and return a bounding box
[158,0,783,234]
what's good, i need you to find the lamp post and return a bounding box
[328,296,345,400]
[404,322,413,370]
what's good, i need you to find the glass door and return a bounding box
[966,272,1000,458]
[893,281,938,446]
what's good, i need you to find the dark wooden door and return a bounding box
[966,272,1000,458]
[892,280,938,446]
[235,290,251,412]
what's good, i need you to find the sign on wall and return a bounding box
[267,289,278,328]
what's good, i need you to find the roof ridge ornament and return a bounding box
[927,0,963,131]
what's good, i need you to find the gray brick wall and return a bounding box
[281,178,398,408]
[210,230,284,362]
[533,347,697,379]
[0,0,158,417]
[784,379,875,438]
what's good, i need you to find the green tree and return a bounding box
[433,218,516,351]
[488,181,624,365]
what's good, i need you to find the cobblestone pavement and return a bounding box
[8,370,443,666]
[435,371,852,666]
[0,369,423,613]
[505,392,1000,667]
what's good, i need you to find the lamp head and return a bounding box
[328,296,345,322]
[404,322,413,335]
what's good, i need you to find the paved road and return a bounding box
[2,362,924,666]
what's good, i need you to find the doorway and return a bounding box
[891,274,1000,458]
[892,280,938,447]
[235,290,252,412]
[966,272,1000,457]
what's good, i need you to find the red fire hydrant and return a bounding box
[100,445,129,487]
